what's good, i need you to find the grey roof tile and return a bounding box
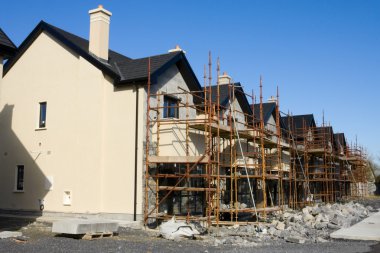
[281,114,316,130]
[0,28,16,49]
[209,83,252,115]
[252,102,276,123]
[0,28,17,58]
[4,21,197,88]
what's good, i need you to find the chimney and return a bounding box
[267,96,277,103]
[89,5,112,60]
[218,72,232,85]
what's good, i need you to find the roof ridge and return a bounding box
[4,20,201,89]
[128,51,181,62]
[42,21,132,61]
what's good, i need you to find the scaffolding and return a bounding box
[143,56,370,227]
[143,57,288,226]
[283,115,369,208]
[303,126,336,203]
[283,115,312,209]
[345,144,368,198]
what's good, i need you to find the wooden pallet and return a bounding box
[81,232,115,240]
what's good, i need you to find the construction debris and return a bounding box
[210,201,374,246]
[159,217,200,240]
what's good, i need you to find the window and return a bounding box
[163,96,179,118]
[39,102,47,128]
[15,165,24,191]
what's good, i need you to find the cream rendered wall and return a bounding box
[100,82,144,218]
[0,32,108,213]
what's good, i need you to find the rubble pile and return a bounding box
[157,202,376,246]
[210,201,375,246]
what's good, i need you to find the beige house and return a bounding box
[0,6,204,221]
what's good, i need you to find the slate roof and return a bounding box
[250,102,288,130]
[209,83,252,115]
[334,133,346,147]
[0,28,17,58]
[314,126,334,142]
[281,114,316,131]
[4,21,201,90]
[251,102,276,123]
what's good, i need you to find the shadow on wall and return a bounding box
[0,104,49,231]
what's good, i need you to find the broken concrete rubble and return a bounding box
[159,216,200,240]
[208,201,375,246]
[303,213,314,222]
[285,236,306,244]
[276,221,285,230]
[157,201,375,246]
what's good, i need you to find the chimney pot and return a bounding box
[168,45,186,54]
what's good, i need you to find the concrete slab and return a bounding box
[0,231,22,239]
[330,210,380,241]
[52,219,118,235]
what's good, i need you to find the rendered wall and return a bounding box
[0,31,145,219]
[0,32,104,212]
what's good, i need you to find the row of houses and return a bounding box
[144,71,369,226]
[0,6,369,226]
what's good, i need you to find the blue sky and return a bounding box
[2,0,379,162]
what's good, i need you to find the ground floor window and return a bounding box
[15,165,24,191]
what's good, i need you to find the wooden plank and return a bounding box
[148,155,209,164]
[82,232,114,240]
[308,148,327,153]
[219,206,281,213]
[158,186,216,192]
[189,123,256,140]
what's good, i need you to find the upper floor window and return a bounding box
[163,96,179,118]
[39,102,47,128]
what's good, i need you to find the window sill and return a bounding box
[35,127,47,131]
[13,190,24,193]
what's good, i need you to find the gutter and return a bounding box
[133,85,139,221]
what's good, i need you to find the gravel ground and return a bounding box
[0,197,379,253]
[0,227,378,253]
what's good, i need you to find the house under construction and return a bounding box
[0,5,370,224]
[143,56,370,227]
